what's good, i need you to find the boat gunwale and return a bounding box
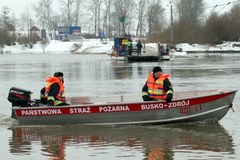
[11,90,237,110]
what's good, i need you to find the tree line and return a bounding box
[0,0,240,46]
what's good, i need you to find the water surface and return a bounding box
[0,53,240,159]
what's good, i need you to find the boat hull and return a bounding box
[12,90,237,125]
[108,55,172,62]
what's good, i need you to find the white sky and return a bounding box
[0,0,239,31]
[0,0,238,18]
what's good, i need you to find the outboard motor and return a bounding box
[7,87,32,107]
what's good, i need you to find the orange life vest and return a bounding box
[44,77,66,103]
[146,73,169,100]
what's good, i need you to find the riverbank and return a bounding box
[1,39,240,54]
[176,42,240,53]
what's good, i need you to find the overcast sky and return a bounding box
[0,0,238,19]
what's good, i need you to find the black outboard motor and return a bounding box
[7,87,32,107]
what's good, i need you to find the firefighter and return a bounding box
[142,66,173,102]
[41,72,68,106]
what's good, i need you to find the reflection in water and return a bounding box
[41,138,65,159]
[111,61,132,79]
[9,123,234,159]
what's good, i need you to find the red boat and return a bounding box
[8,87,237,125]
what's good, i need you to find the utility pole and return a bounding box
[170,1,173,45]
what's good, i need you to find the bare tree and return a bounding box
[88,0,103,37]
[57,0,84,27]
[146,0,165,36]
[73,0,82,26]
[176,0,205,24]
[0,7,18,45]
[112,0,136,36]
[17,7,32,44]
[204,3,240,44]
[102,1,108,37]
[103,0,113,37]
[224,4,240,41]
[97,0,103,36]
[59,0,75,26]
[204,12,222,44]
[136,0,146,37]
[125,2,136,35]
[174,0,205,43]
[1,7,16,30]
[33,0,53,29]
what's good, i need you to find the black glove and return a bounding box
[47,100,54,106]
[166,93,173,102]
[142,95,154,101]
[41,97,47,104]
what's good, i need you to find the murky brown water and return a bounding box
[1,53,240,159]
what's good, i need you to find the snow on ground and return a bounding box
[1,40,81,54]
[176,43,209,52]
[1,39,240,54]
[75,39,113,54]
[45,40,80,53]
[176,42,240,52]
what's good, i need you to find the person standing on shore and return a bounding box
[137,40,142,56]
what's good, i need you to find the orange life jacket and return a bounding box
[44,77,66,103]
[147,147,165,160]
[146,73,169,100]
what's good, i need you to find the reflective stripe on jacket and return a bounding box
[44,77,66,105]
[146,73,169,100]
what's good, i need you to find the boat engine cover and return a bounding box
[7,87,32,107]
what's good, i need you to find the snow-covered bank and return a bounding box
[1,40,81,54]
[176,42,240,53]
[1,39,113,54]
[75,39,113,54]
[1,39,240,54]
[145,41,240,53]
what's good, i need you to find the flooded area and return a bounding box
[0,53,240,159]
